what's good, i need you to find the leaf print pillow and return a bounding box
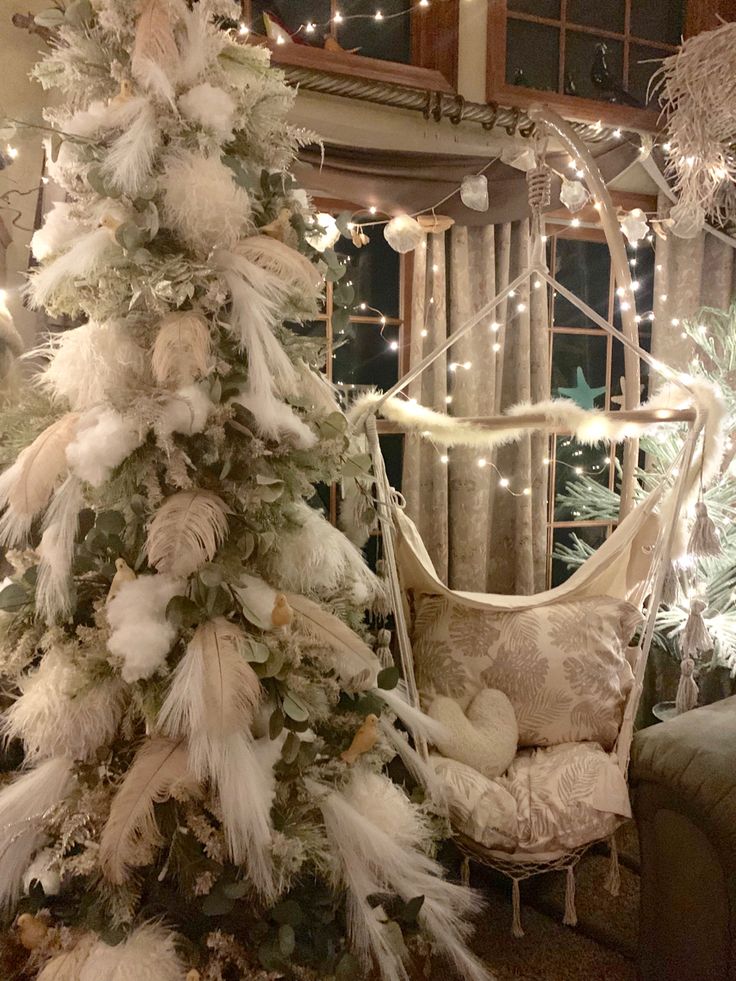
[410,591,641,750]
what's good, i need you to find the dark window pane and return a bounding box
[338,0,411,63]
[628,44,671,107]
[335,234,401,320]
[565,31,623,102]
[508,0,560,18]
[380,434,403,494]
[567,0,625,34]
[551,332,608,405]
[551,525,608,585]
[506,20,560,91]
[631,0,685,45]
[333,322,400,387]
[251,0,332,36]
[553,238,611,328]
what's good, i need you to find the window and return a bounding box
[546,224,655,586]
[297,221,408,521]
[488,0,689,127]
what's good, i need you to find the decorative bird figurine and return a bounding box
[100,213,123,239]
[109,78,134,106]
[107,558,136,604]
[186,971,201,981]
[261,207,297,246]
[271,593,293,629]
[16,914,48,951]
[591,43,642,107]
[340,713,379,764]
[323,34,360,55]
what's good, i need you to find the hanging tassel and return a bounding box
[688,500,722,558]
[680,598,714,657]
[675,656,699,714]
[563,865,577,927]
[605,832,620,897]
[661,562,680,606]
[375,628,393,668]
[511,878,524,938]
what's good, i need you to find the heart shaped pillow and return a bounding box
[428,689,518,779]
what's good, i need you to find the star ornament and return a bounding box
[557,366,606,409]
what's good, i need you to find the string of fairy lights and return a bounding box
[236,0,435,40]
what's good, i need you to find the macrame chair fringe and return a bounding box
[511,878,524,938]
[688,500,722,557]
[676,655,700,713]
[680,598,714,657]
[662,562,680,605]
[605,833,621,897]
[563,866,578,927]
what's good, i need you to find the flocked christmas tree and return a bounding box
[0,4,490,979]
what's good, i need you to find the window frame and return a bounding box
[486,0,697,130]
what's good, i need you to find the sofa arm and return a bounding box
[631,696,736,981]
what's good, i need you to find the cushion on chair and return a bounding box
[434,741,631,857]
[412,592,641,750]
[428,689,518,779]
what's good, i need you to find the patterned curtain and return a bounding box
[401,221,550,595]
[652,191,736,368]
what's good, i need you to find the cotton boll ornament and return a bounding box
[384,214,424,253]
[155,385,213,438]
[305,213,340,253]
[106,574,182,683]
[65,407,142,487]
[161,151,252,255]
[179,82,236,142]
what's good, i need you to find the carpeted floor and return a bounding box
[464,823,640,981]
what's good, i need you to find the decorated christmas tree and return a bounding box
[0,4,489,979]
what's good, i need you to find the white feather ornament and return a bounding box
[30,202,86,262]
[146,490,229,578]
[315,770,489,981]
[286,592,379,686]
[36,934,97,981]
[37,320,150,411]
[265,501,383,602]
[27,227,119,311]
[66,407,143,488]
[155,385,213,438]
[158,618,275,896]
[175,2,225,87]
[36,475,84,623]
[3,647,125,762]
[0,413,79,547]
[99,97,161,197]
[0,756,74,910]
[233,236,322,309]
[78,923,187,981]
[106,574,182,683]
[131,0,181,106]
[162,152,252,255]
[99,736,193,884]
[233,391,316,448]
[179,82,236,141]
[151,310,212,388]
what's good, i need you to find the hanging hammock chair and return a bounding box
[349,107,727,936]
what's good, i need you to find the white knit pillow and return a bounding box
[428,689,518,779]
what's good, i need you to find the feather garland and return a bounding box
[286,592,379,685]
[26,228,118,311]
[0,413,79,547]
[36,475,84,623]
[151,310,212,388]
[146,489,229,577]
[158,619,275,897]
[131,0,181,106]
[99,736,193,884]
[314,770,489,981]
[0,756,74,910]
